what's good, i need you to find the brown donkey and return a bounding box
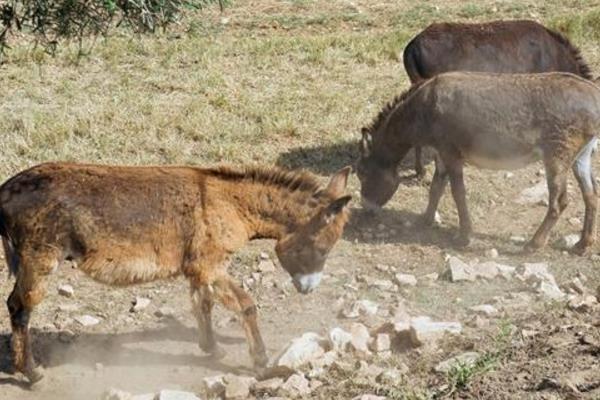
[356,72,600,254]
[402,20,594,177]
[0,162,352,383]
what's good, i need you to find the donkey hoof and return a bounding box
[570,241,592,256]
[25,367,44,384]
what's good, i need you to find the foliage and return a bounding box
[0,0,228,59]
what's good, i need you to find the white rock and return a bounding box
[257,259,276,273]
[504,172,514,179]
[58,284,74,298]
[132,395,154,400]
[75,315,100,326]
[259,252,270,260]
[394,273,417,287]
[434,352,480,373]
[538,281,566,300]
[224,375,256,399]
[349,323,371,355]
[155,390,201,400]
[252,378,283,395]
[446,256,475,282]
[352,395,386,400]
[273,332,327,369]
[310,350,338,368]
[422,272,439,282]
[203,375,226,398]
[341,299,378,319]
[516,181,548,205]
[469,304,498,317]
[329,327,352,352]
[557,234,580,249]
[102,388,133,400]
[131,297,151,313]
[369,333,391,352]
[510,235,527,244]
[485,248,499,258]
[409,316,462,347]
[517,263,565,299]
[368,279,395,291]
[567,295,597,312]
[280,373,311,397]
[434,211,442,224]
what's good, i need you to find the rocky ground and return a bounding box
[0,160,599,400]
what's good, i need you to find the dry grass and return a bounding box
[1,0,600,181]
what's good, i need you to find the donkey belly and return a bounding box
[77,241,183,286]
[461,131,543,170]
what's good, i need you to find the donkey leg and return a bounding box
[526,162,569,251]
[212,276,268,369]
[571,139,598,255]
[414,146,425,179]
[7,250,56,383]
[422,154,448,225]
[190,285,225,359]
[447,161,472,247]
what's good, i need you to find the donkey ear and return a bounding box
[361,128,372,156]
[323,195,352,222]
[325,166,352,197]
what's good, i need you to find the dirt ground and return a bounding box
[1,0,600,399]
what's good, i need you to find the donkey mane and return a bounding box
[204,165,322,194]
[362,80,425,137]
[545,27,593,80]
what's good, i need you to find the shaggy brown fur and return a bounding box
[357,72,600,254]
[401,19,594,177]
[0,162,352,383]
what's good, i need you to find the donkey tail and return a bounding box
[403,38,426,83]
[0,210,18,277]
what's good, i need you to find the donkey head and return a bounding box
[275,167,352,294]
[355,128,401,211]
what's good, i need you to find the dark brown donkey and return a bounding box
[0,162,352,383]
[356,72,600,254]
[403,20,594,177]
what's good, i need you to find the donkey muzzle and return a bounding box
[292,272,323,294]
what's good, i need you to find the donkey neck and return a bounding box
[215,177,323,240]
[373,104,422,166]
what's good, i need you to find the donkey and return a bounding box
[402,19,594,178]
[356,72,600,254]
[0,162,352,383]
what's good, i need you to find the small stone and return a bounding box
[369,333,391,352]
[352,395,386,400]
[101,388,133,400]
[203,375,226,398]
[349,323,371,355]
[557,234,580,249]
[279,373,311,397]
[434,352,480,373]
[224,375,256,399]
[58,284,74,298]
[567,295,597,312]
[516,181,548,205]
[220,17,230,25]
[273,332,327,369]
[485,248,499,258]
[75,315,100,326]
[538,281,566,300]
[504,172,514,179]
[253,378,283,395]
[510,235,527,244]
[434,211,442,224]
[469,304,498,317]
[446,256,475,282]
[329,327,352,352]
[422,272,439,282]
[259,252,270,260]
[131,297,151,313]
[155,390,201,400]
[154,307,175,318]
[340,300,378,319]
[409,316,462,347]
[95,362,104,371]
[257,259,276,273]
[394,273,417,287]
[568,217,581,226]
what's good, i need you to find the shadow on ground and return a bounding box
[0,318,250,388]
[275,141,435,176]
